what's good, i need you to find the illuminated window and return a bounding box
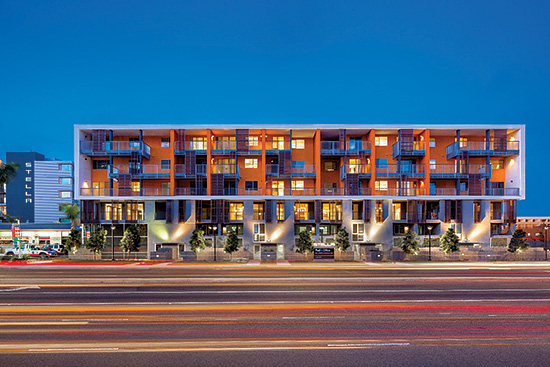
[254,223,265,242]
[490,159,505,169]
[127,202,144,221]
[213,158,236,173]
[294,203,310,220]
[292,139,305,149]
[430,138,436,147]
[375,137,387,146]
[248,136,259,146]
[59,178,72,185]
[132,182,140,193]
[253,202,264,220]
[392,202,404,220]
[375,180,388,191]
[59,191,72,198]
[375,201,384,223]
[430,160,436,170]
[190,137,207,150]
[272,137,285,150]
[104,203,123,220]
[245,159,258,168]
[272,181,285,196]
[277,201,285,221]
[292,180,304,191]
[229,202,244,221]
[352,223,364,242]
[322,202,342,221]
[349,158,361,173]
[324,161,337,171]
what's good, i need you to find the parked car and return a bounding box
[40,243,67,256]
[4,244,55,259]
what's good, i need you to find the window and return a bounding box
[294,225,315,235]
[245,159,258,168]
[245,181,258,190]
[59,191,72,198]
[375,201,384,223]
[277,201,285,221]
[427,201,439,220]
[430,160,436,170]
[229,203,244,221]
[375,181,388,191]
[104,203,123,221]
[292,180,304,191]
[190,137,207,150]
[92,160,108,169]
[272,181,285,196]
[352,223,364,242]
[127,202,144,221]
[352,202,363,220]
[254,223,265,242]
[223,224,243,236]
[375,136,388,146]
[393,223,408,236]
[59,178,72,185]
[491,202,502,220]
[161,160,171,170]
[458,137,468,148]
[292,139,305,149]
[292,161,305,169]
[272,136,285,150]
[161,182,170,196]
[253,202,264,220]
[294,203,311,220]
[418,224,436,236]
[349,158,362,173]
[155,202,166,220]
[161,138,170,148]
[132,181,140,193]
[491,223,510,236]
[213,158,236,173]
[324,161,337,171]
[322,202,342,221]
[248,136,259,147]
[474,201,481,223]
[430,138,436,147]
[392,202,405,221]
[490,159,505,170]
[59,164,72,171]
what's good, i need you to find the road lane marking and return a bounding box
[328,343,410,347]
[0,322,88,325]
[0,286,40,292]
[28,348,119,352]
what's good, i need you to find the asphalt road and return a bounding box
[2,263,550,366]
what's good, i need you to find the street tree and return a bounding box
[334,227,350,252]
[189,228,206,253]
[64,228,82,254]
[223,229,240,258]
[0,162,19,186]
[508,229,529,253]
[59,203,80,229]
[440,227,460,254]
[120,225,142,258]
[85,227,107,258]
[295,230,314,254]
[401,229,420,255]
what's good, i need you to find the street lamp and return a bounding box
[213,225,218,262]
[545,226,548,261]
[427,225,433,261]
[110,225,116,261]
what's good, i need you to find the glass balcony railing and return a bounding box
[212,164,240,178]
[340,164,371,179]
[375,164,426,178]
[80,141,150,159]
[174,140,208,155]
[446,140,520,159]
[173,164,207,178]
[430,164,491,179]
[108,164,170,179]
[392,141,426,158]
[174,187,207,196]
[80,187,170,197]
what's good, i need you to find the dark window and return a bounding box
[223,224,243,236]
[418,224,437,236]
[393,223,409,236]
[294,225,316,235]
[352,202,363,220]
[474,201,481,223]
[324,161,337,171]
[161,160,171,170]
[161,138,170,147]
[491,202,502,220]
[93,160,109,169]
[155,201,166,220]
[245,181,258,190]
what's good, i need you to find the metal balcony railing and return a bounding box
[340,164,371,179]
[320,141,345,155]
[174,187,207,196]
[375,164,426,178]
[80,141,151,159]
[222,188,263,196]
[174,140,208,155]
[374,188,427,196]
[265,140,291,152]
[446,140,520,159]
[392,141,426,159]
[430,164,491,179]
[173,164,207,178]
[80,187,170,197]
[212,140,237,153]
[265,164,316,177]
[108,164,170,179]
[347,140,371,155]
[429,187,521,197]
[320,187,345,196]
[212,164,240,179]
[289,187,317,196]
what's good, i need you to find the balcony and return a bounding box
[211,140,236,154]
[212,164,240,179]
[320,141,345,155]
[374,188,427,196]
[80,141,150,159]
[375,164,426,178]
[265,187,317,196]
[236,140,262,155]
[222,188,263,196]
[347,140,371,155]
[446,140,520,159]
[80,187,170,197]
[174,141,208,155]
[265,140,291,154]
[320,187,345,196]
[108,164,170,179]
[430,164,491,179]
[174,187,207,196]
[340,164,371,179]
[392,141,426,159]
[174,164,207,178]
[430,187,520,197]
[265,163,316,178]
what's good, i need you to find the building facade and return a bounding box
[5,152,74,223]
[516,217,550,248]
[75,125,524,260]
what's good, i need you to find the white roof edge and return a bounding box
[74,123,526,130]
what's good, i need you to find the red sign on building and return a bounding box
[11,225,21,238]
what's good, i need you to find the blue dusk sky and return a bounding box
[1,1,549,215]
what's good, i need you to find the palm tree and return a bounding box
[0,162,20,186]
[59,203,80,229]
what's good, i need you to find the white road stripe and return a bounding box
[0,286,41,292]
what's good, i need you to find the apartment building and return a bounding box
[5,152,74,223]
[75,125,524,260]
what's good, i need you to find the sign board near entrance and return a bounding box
[314,247,334,260]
